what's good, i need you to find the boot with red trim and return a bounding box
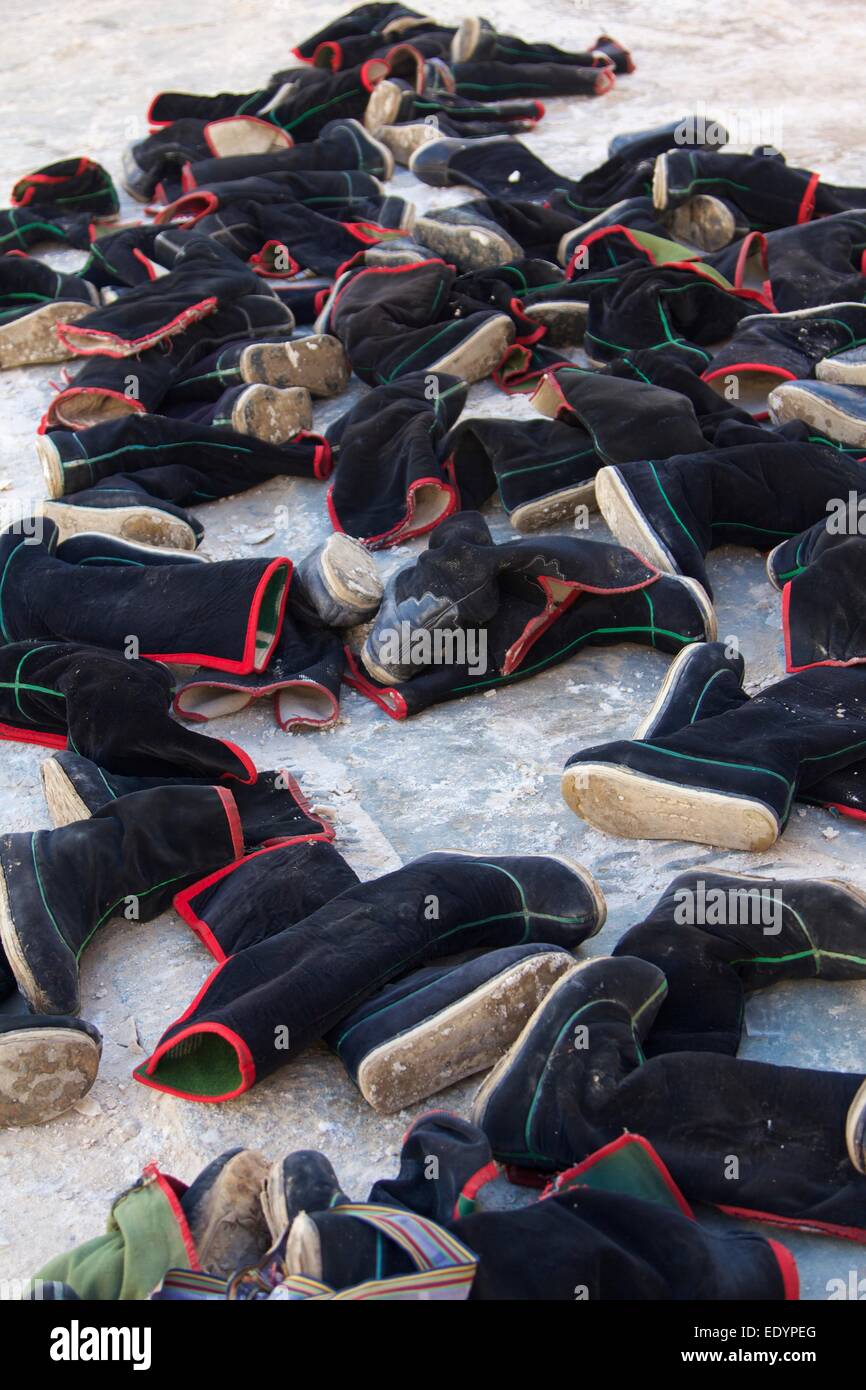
[654,146,866,232]
[134,849,604,1102]
[0,517,291,675]
[320,257,515,387]
[325,371,474,547]
[593,427,866,596]
[0,638,256,784]
[355,511,715,711]
[702,302,866,413]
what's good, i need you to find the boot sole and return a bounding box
[664,196,735,252]
[450,16,481,63]
[632,641,716,739]
[40,757,96,828]
[0,854,78,1013]
[651,153,669,210]
[230,384,312,443]
[767,383,866,447]
[846,1076,866,1174]
[239,336,350,396]
[36,434,65,500]
[38,500,196,551]
[509,479,597,532]
[414,216,520,272]
[560,761,780,851]
[186,1149,272,1278]
[594,465,682,575]
[765,540,785,591]
[422,847,607,935]
[0,302,95,369]
[320,533,382,614]
[471,961,595,1125]
[815,350,866,386]
[0,1026,100,1127]
[429,314,515,383]
[356,951,575,1114]
[363,80,405,133]
[521,301,588,347]
[378,123,432,167]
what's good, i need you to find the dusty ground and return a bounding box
[0,0,865,1301]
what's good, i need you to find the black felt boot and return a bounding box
[473,954,866,1236]
[326,942,576,1112]
[325,371,472,545]
[593,430,866,596]
[322,256,514,386]
[0,639,256,783]
[561,664,866,851]
[0,518,291,674]
[0,785,246,1014]
[0,255,100,369]
[135,850,605,1101]
[614,868,866,1056]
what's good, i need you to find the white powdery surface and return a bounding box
[0,0,864,1298]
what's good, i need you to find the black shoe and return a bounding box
[0,1014,102,1126]
[261,1151,348,1241]
[327,941,577,1111]
[608,115,728,161]
[561,664,866,851]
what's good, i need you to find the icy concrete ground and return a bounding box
[0,0,865,1300]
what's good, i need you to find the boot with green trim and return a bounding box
[615,868,866,1055]
[0,782,252,1015]
[562,663,866,851]
[593,429,866,597]
[472,955,668,1171]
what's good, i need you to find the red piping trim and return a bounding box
[219,738,257,784]
[797,172,820,225]
[717,1202,866,1244]
[55,297,219,358]
[136,1018,256,1103]
[143,556,291,675]
[0,723,67,751]
[341,644,407,719]
[41,386,146,432]
[540,1133,695,1220]
[173,832,333,963]
[818,801,866,821]
[452,1160,502,1218]
[153,190,219,227]
[700,361,797,386]
[215,786,244,860]
[328,475,457,550]
[144,1165,201,1269]
[767,1239,800,1300]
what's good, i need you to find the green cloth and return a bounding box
[35,1168,195,1300]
